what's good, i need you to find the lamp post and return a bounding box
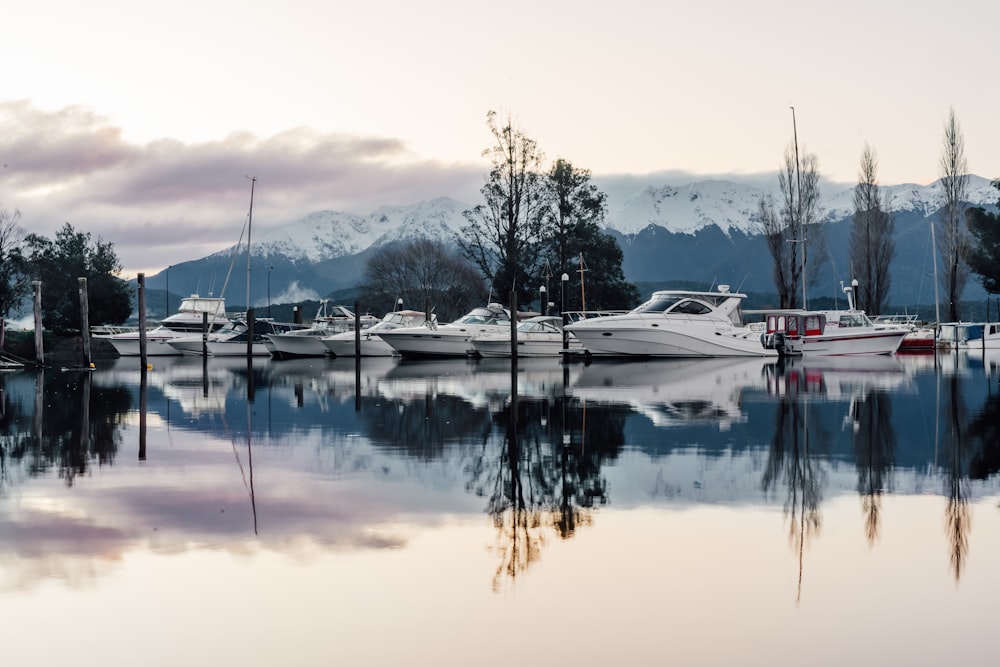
[397,297,404,312]
[539,285,547,316]
[561,273,569,350]
[267,266,273,318]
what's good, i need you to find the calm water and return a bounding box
[2,350,1000,666]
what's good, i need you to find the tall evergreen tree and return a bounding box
[541,159,639,311]
[23,222,133,332]
[966,178,1000,295]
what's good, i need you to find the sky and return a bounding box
[2,0,998,277]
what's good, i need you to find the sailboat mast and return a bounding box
[931,220,940,325]
[791,106,806,309]
[578,253,587,313]
[246,176,256,313]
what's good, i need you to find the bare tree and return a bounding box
[459,111,548,306]
[758,145,827,308]
[849,145,895,314]
[937,108,970,322]
[361,238,485,321]
[0,207,30,319]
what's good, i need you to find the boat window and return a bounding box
[669,300,713,315]
[787,315,798,335]
[634,296,684,313]
[805,315,822,335]
[777,316,786,332]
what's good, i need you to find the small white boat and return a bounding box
[759,279,909,357]
[94,294,230,356]
[939,322,1000,351]
[321,309,431,357]
[168,318,306,356]
[564,286,774,358]
[470,315,580,358]
[265,302,379,359]
[377,303,514,358]
[760,310,907,356]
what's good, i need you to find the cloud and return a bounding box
[0,101,485,274]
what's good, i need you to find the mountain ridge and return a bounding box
[147,175,998,311]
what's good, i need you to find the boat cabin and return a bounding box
[760,311,826,355]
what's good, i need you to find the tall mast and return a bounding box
[246,176,256,313]
[790,106,805,309]
[931,221,940,324]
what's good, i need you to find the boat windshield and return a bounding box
[518,318,561,333]
[633,295,686,313]
[634,295,713,316]
[455,308,509,325]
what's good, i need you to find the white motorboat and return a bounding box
[168,318,306,356]
[760,310,907,356]
[759,281,908,357]
[377,303,514,358]
[564,286,775,358]
[470,315,581,358]
[265,302,379,359]
[321,309,431,357]
[95,294,230,356]
[939,322,1000,351]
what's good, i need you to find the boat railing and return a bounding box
[563,309,629,323]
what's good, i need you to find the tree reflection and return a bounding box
[762,395,827,603]
[0,369,131,490]
[467,394,619,592]
[942,373,970,582]
[849,390,896,546]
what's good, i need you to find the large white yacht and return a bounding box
[95,294,230,356]
[564,286,776,358]
[377,303,513,358]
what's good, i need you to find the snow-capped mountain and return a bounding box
[209,196,470,263]
[151,175,998,310]
[208,176,998,263]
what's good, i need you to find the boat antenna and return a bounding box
[735,275,749,293]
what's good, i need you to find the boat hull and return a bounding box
[379,325,510,358]
[101,334,185,356]
[567,322,775,358]
[793,329,908,356]
[322,333,396,357]
[266,333,330,358]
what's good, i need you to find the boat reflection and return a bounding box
[569,357,775,429]
[3,349,1000,595]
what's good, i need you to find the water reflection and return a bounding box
[1,351,1000,595]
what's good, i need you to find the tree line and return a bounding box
[759,106,1000,321]
[360,110,640,320]
[0,218,132,332]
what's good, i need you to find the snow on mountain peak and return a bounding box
[210,178,998,264]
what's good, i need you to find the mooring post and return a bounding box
[32,281,44,365]
[137,273,148,369]
[78,277,92,368]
